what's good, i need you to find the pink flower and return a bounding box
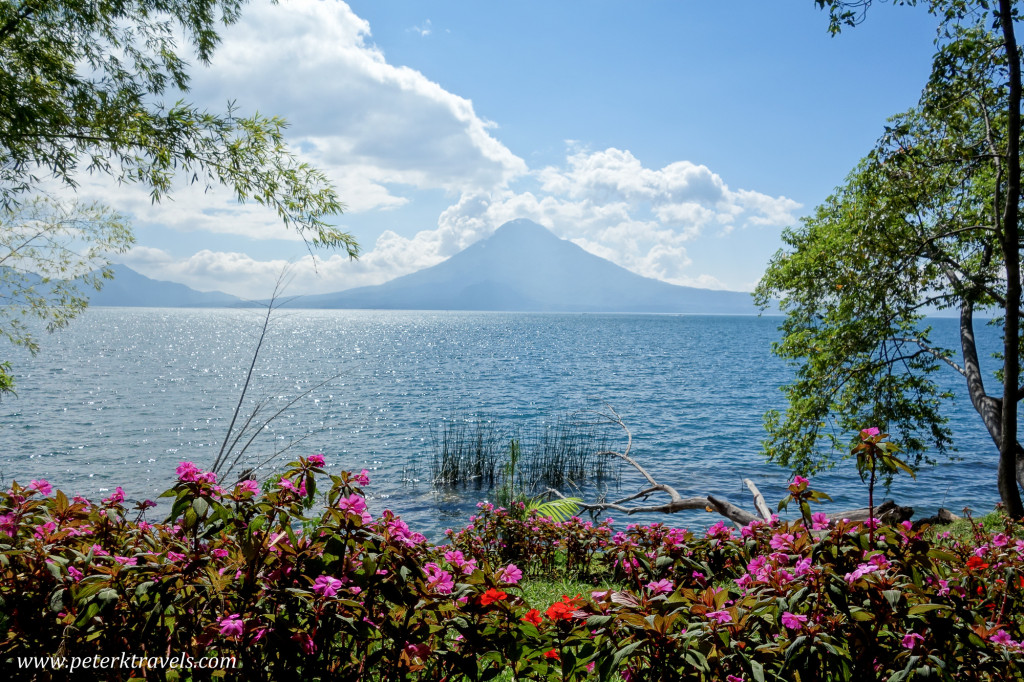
[770,532,795,551]
[861,427,880,439]
[811,512,829,530]
[404,642,431,660]
[313,575,343,597]
[902,632,924,650]
[792,475,809,487]
[498,563,523,585]
[339,493,367,513]
[29,479,52,496]
[845,563,878,584]
[386,516,425,546]
[218,614,244,638]
[706,521,734,540]
[103,487,125,505]
[278,477,296,492]
[292,631,316,654]
[339,493,372,524]
[176,462,201,482]
[646,579,674,595]
[0,512,16,537]
[34,521,56,539]
[354,469,371,486]
[67,566,83,582]
[781,612,807,630]
[308,454,325,467]
[991,629,1016,647]
[706,610,732,624]
[234,479,260,496]
[727,676,744,682]
[424,563,454,594]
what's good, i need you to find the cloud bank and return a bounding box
[103,0,800,298]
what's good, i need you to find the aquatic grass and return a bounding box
[430,416,503,487]
[429,413,620,493]
[519,415,616,489]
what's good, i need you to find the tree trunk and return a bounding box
[997,0,1024,518]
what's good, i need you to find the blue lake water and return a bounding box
[0,308,1005,537]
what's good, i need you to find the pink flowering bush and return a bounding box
[3,457,1024,680]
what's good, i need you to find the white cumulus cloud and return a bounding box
[102,4,800,296]
[128,146,802,295]
[190,0,526,204]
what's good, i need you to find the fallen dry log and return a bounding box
[545,406,958,530]
[824,500,914,526]
[912,507,962,530]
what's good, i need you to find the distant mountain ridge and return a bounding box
[89,265,247,307]
[294,219,758,314]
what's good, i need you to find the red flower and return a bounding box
[545,602,573,621]
[544,649,560,660]
[480,588,507,606]
[545,595,582,622]
[522,609,542,626]
[967,556,990,571]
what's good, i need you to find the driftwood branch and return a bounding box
[744,478,772,521]
[541,406,762,528]
[824,500,913,525]
[543,406,960,530]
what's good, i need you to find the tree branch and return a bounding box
[889,336,967,377]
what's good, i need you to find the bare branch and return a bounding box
[212,271,290,474]
[744,478,772,521]
[889,336,967,377]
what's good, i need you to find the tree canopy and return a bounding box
[757,1,1024,514]
[0,0,359,392]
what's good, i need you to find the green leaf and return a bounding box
[611,640,644,669]
[928,549,958,563]
[751,659,765,682]
[908,603,946,615]
[96,587,119,605]
[192,497,210,517]
[49,588,65,612]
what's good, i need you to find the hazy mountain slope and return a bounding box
[88,265,246,307]
[297,219,757,313]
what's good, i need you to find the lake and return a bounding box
[0,308,1005,537]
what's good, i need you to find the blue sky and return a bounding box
[90,0,943,297]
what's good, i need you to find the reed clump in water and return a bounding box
[430,413,618,492]
[429,417,502,488]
